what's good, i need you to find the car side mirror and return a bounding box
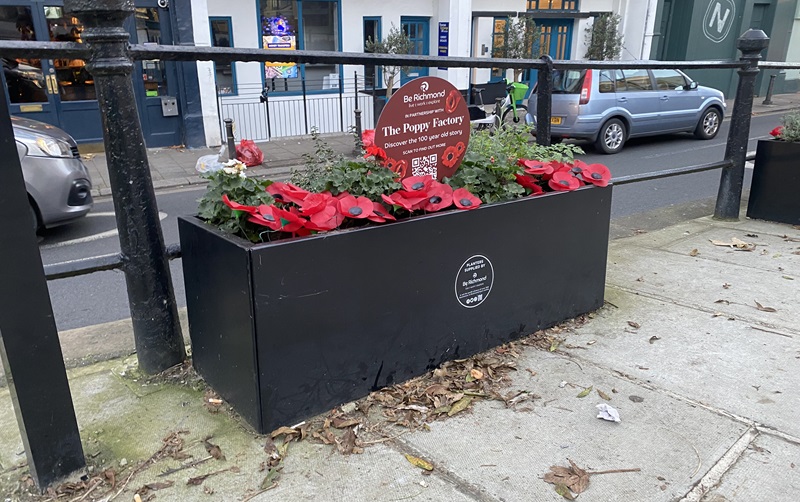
[687,81,699,90]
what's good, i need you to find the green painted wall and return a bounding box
[650,0,798,97]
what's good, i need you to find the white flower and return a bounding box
[222,159,248,177]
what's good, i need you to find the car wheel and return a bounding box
[595,118,626,154]
[501,105,528,130]
[29,200,40,234]
[695,108,721,140]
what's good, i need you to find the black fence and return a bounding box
[0,0,799,489]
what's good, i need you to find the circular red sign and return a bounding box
[375,77,470,180]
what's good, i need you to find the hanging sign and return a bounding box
[374,77,470,181]
[438,22,449,70]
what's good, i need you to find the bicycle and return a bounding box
[468,80,531,132]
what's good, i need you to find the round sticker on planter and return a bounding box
[454,255,494,309]
[375,76,470,181]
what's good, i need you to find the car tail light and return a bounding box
[579,70,592,105]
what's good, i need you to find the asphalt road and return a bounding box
[39,112,781,331]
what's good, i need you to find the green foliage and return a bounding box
[292,128,401,199]
[364,24,413,98]
[498,16,543,82]
[446,127,583,204]
[585,13,623,61]
[780,111,800,142]
[197,169,273,238]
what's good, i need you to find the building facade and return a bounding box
[650,0,800,97]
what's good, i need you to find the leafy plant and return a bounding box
[365,24,413,99]
[447,127,583,203]
[497,16,543,82]
[771,111,800,142]
[584,13,623,61]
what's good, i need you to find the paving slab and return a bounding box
[399,355,750,502]
[564,289,800,439]
[702,433,800,502]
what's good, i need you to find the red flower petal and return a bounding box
[402,176,433,192]
[453,188,481,210]
[266,182,311,205]
[367,201,396,223]
[222,194,258,214]
[548,171,582,191]
[421,182,453,212]
[518,159,554,176]
[305,205,343,231]
[337,194,374,219]
[298,192,332,215]
[442,146,459,168]
[362,129,375,148]
[770,126,784,138]
[579,163,611,187]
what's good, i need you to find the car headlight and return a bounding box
[33,136,73,158]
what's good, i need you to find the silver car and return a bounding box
[14,117,93,231]
[527,68,726,154]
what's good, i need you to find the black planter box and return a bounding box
[178,185,612,433]
[747,140,800,225]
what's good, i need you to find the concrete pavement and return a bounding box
[2,209,799,501]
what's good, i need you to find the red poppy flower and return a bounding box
[367,201,397,223]
[247,204,284,231]
[337,194,374,219]
[518,159,554,176]
[442,146,460,168]
[453,188,481,210]
[421,182,453,212]
[298,192,333,216]
[394,159,409,178]
[579,163,611,187]
[266,182,310,205]
[362,129,376,148]
[364,145,387,162]
[455,141,466,156]
[402,175,433,193]
[222,194,258,214]
[770,126,784,138]
[548,171,582,191]
[445,89,460,114]
[304,204,343,231]
[514,174,544,195]
[381,190,428,211]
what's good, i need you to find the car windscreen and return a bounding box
[552,69,585,94]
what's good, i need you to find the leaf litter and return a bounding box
[543,459,641,499]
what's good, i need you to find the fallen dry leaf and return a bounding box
[470,368,484,380]
[555,483,576,500]
[689,248,699,257]
[576,386,593,398]
[404,454,434,471]
[710,237,756,251]
[447,396,473,416]
[203,437,225,461]
[331,417,360,429]
[754,300,777,313]
[543,459,590,495]
[627,321,641,329]
[597,389,611,401]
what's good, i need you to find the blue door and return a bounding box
[527,19,573,89]
[0,1,103,143]
[400,17,429,86]
[127,3,182,148]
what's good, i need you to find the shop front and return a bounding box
[0,0,188,147]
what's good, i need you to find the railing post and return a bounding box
[65,0,185,373]
[536,55,553,146]
[224,118,236,159]
[714,29,770,221]
[0,68,85,490]
[762,73,777,105]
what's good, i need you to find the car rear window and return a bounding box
[552,69,585,94]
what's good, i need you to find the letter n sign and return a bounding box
[703,0,736,43]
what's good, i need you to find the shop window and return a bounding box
[210,17,236,95]
[0,6,47,103]
[45,6,95,101]
[259,0,340,93]
[135,8,169,97]
[490,17,507,79]
[363,16,380,89]
[527,1,578,10]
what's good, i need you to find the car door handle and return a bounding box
[617,97,627,103]
[660,96,669,101]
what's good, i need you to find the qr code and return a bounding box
[411,154,438,177]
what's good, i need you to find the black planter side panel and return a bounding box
[178,217,262,429]
[249,186,612,431]
[747,140,800,225]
